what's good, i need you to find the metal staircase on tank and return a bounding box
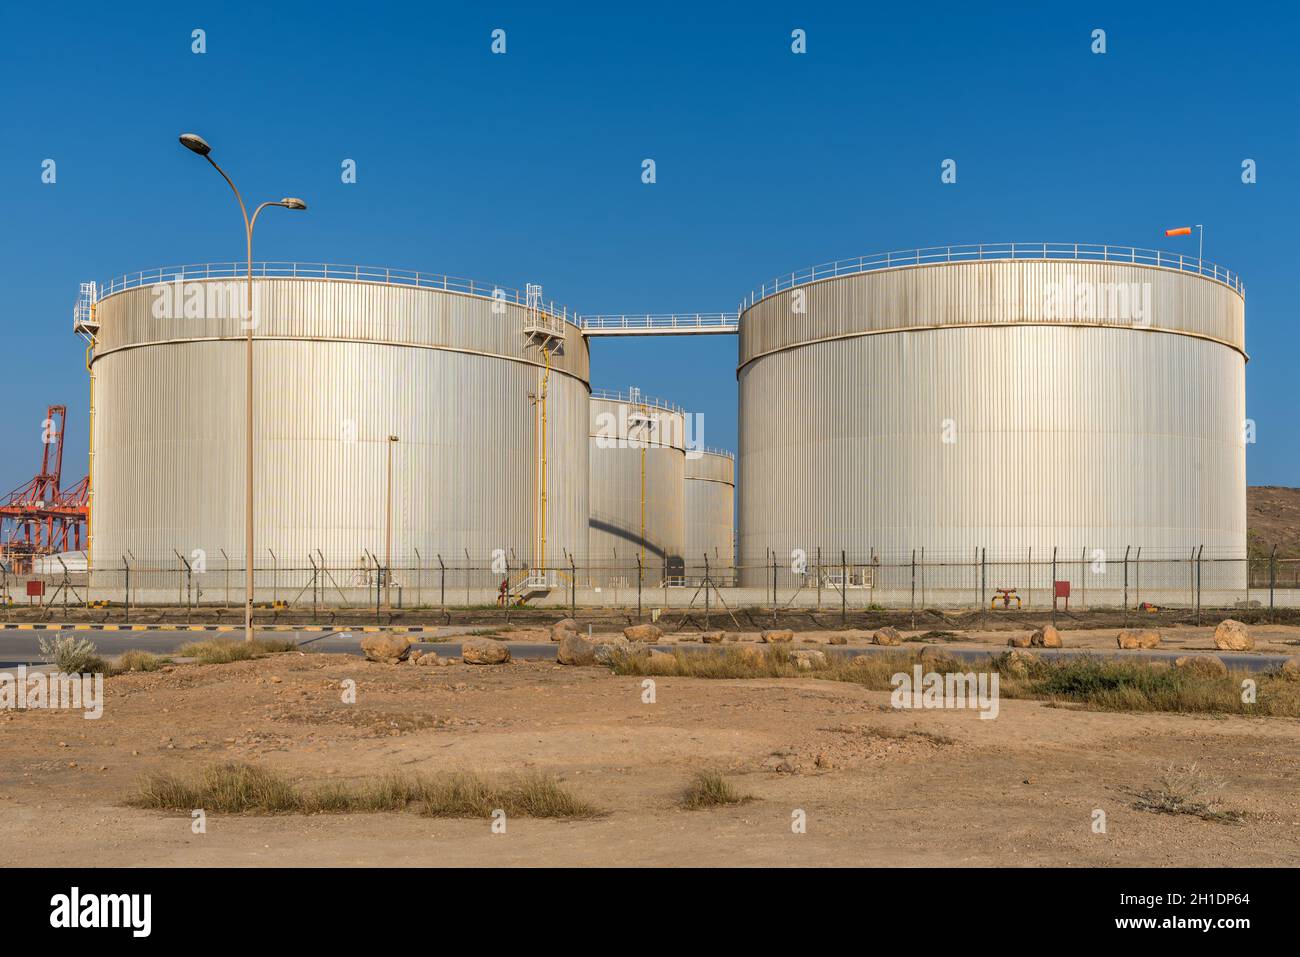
[522,283,564,601]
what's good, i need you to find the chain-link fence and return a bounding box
[4,544,1299,619]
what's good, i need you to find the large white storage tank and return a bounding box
[684,450,735,578]
[736,245,1247,590]
[587,390,687,575]
[87,266,590,578]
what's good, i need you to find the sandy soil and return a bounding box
[1,648,1297,867]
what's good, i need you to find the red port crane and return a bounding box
[0,406,90,572]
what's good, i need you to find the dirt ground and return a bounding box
[2,634,1297,868]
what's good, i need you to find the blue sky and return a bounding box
[1,0,1295,493]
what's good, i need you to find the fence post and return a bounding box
[123,556,131,622]
[840,550,847,626]
[1080,546,1087,610]
[771,553,777,626]
[910,548,917,630]
[1135,546,1142,610]
[309,553,318,619]
[1051,546,1058,626]
[1123,545,1131,625]
[438,554,446,614]
[704,554,711,629]
[570,556,576,619]
[269,549,278,608]
[636,556,642,620]
[816,546,822,609]
[414,547,423,608]
[980,547,987,618]
[1195,544,1203,625]
[1269,544,1277,623]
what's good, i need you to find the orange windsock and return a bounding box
[1165,226,1193,237]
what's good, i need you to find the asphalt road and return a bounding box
[0,628,1289,672]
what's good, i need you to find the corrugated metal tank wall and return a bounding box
[587,395,686,572]
[89,278,590,567]
[684,451,735,575]
[737,261,1247,586]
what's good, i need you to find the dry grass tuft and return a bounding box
[1133,764,1246,825]
[603,645,1300,717]
[175,637,297,664]
[126,762,599,819]
[679,770,753,810]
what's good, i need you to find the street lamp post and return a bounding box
[179,133,307,642]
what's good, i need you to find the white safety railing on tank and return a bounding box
[741,242,1246,310]
[589,388,686,414]
[98,262,577,320]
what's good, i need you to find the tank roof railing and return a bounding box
[589,387,686,415]
[98,261,577,321]
[741,242,1245,311]
[693,446,735,460]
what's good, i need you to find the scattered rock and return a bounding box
[872,627,902,646]
[557,633,597,666]
[826,633,848,646]
[624,623,663,643]
[761,629,794,643]
[1175,655,1228,677]
[417,651,441,667]
[1117,629,1160,650]
[461,638,510,665]
[551,618,580,642]
[1006,635,1032,648]
[1030,625,1062,648]
[1213,619,1253,651]
[361,633,413,664]
[1280,658,1300,681]
[700,631,724,644]
[790,649,827,670]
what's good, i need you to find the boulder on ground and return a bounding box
[1280,658,1300,681]
[1030,625,1062,648]
[762,629,794,643]
[700,631,724,644]
[873,627,903,646]
[1117,629,1160,650]
[361,633,413,664]
[1006,634,1032,648]
[550,618,581,642]
[557,633,597,666]
[416,651,441,666]
[826,633,848,646]
[624,623,663,643]
[1175,655,1228,677]
[790,649,827,670]
[461,637,511,665]
[1213,619,1253,651]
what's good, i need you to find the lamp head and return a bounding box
[178,133,212,156]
